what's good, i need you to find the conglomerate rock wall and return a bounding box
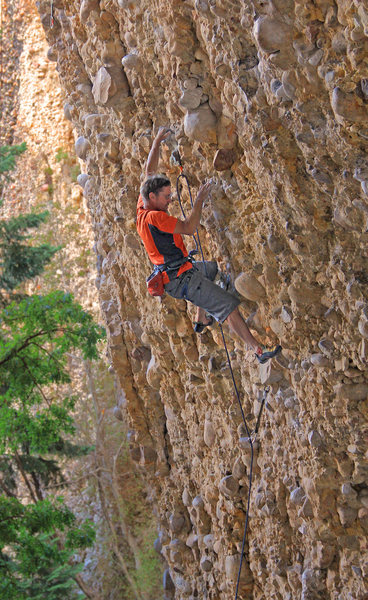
[37,1,368,598]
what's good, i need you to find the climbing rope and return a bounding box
[175,166,270,600]
[50,0,54,27]
[176,167,207,271]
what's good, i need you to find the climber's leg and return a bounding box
[193,306,214,333]
[196,306,210,324]
[225,307,262,352]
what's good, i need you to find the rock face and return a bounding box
[38,0,368,598]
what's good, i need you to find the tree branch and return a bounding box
[13,451,38,504]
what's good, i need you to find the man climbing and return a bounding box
[136,127,281,364]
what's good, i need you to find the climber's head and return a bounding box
[141,175,172,212]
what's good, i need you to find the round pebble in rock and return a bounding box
[163,569,175,591]
[289,487,305,505]
[121,53,141,69]
[200,556,213,571]
[75,136,91,160]
[235,272,266,301]
[184,103,217,144]
[219,475,239,498]
[253,16,291,53]
[213,148,236,171]
[267,233,284,254]
[77,173,89,188]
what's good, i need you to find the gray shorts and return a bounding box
[164,261,240,323]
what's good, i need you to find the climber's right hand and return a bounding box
[154,126,173,144]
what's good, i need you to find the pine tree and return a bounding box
[0,144,60,306]
[0,142,27,189]
[0,291,105,598]
[0,496,95,600]
[0,142,106,597]
[0,212,60,301]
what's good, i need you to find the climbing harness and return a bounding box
[175,162,270,600]
[146,253,199,297]
[146,268,165,296]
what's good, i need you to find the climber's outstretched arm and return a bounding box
[174,181,212,235]
[145,126,172,177]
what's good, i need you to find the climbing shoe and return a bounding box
[255,345,282,364]
[194,315,214,333]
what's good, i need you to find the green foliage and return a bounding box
[55,148,69,163]
[0,496,95,600]
[0,142,105,598]
[133,526,162,596]
[0,144,61,305]
[70,164,81,182]
[0,211,60,298]
[0,143,27,184]
[0,291,105,454]
[54,147,81,182]
[0,291,104,597]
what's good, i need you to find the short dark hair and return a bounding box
[140,175,170,201]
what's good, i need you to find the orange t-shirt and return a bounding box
[136,195,192,284]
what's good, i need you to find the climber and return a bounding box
[136,126,281,364]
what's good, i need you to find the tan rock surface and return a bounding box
[35,0,368,598]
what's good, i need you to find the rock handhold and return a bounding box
[308,430,323,448]
[331,87,368,123]
[203,533,214,550]
[334,383,368,401]
[63,103,73,121]
[121,53,142,70]
[288,281,321,305]
[337,505,357,527]
[310,353,331,368]
[140,446,157,466]
[259,360,283,385]
[75,136,91,160]
[84,113,109,133]
[179,87,203,110]
[169,512,185,534]
[163,569,175,591]
[182,488,192,506]
[113,405,123,421]
[289,486,306,506]
[281,305,292,323]
[267,232,284,254]
[184,103,217,144]
[146,355,161,390]
[200,556,213,571]
[225,554,251,582]
[318,338,335,357]
[92,67,114,105]
[153,537,162,554]
[253,16,292,54]
[232,456,246,479]
[358,316,368,338]
[77,173,89,188]
[80,0,100,24]
[234,272,266,302]
[213,148,236,171]
[47,46,58,62]
[219,475,239,498]
[204,419,216,447]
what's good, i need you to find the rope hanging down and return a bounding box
[50,0,54,27]
[176,168,269,600]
